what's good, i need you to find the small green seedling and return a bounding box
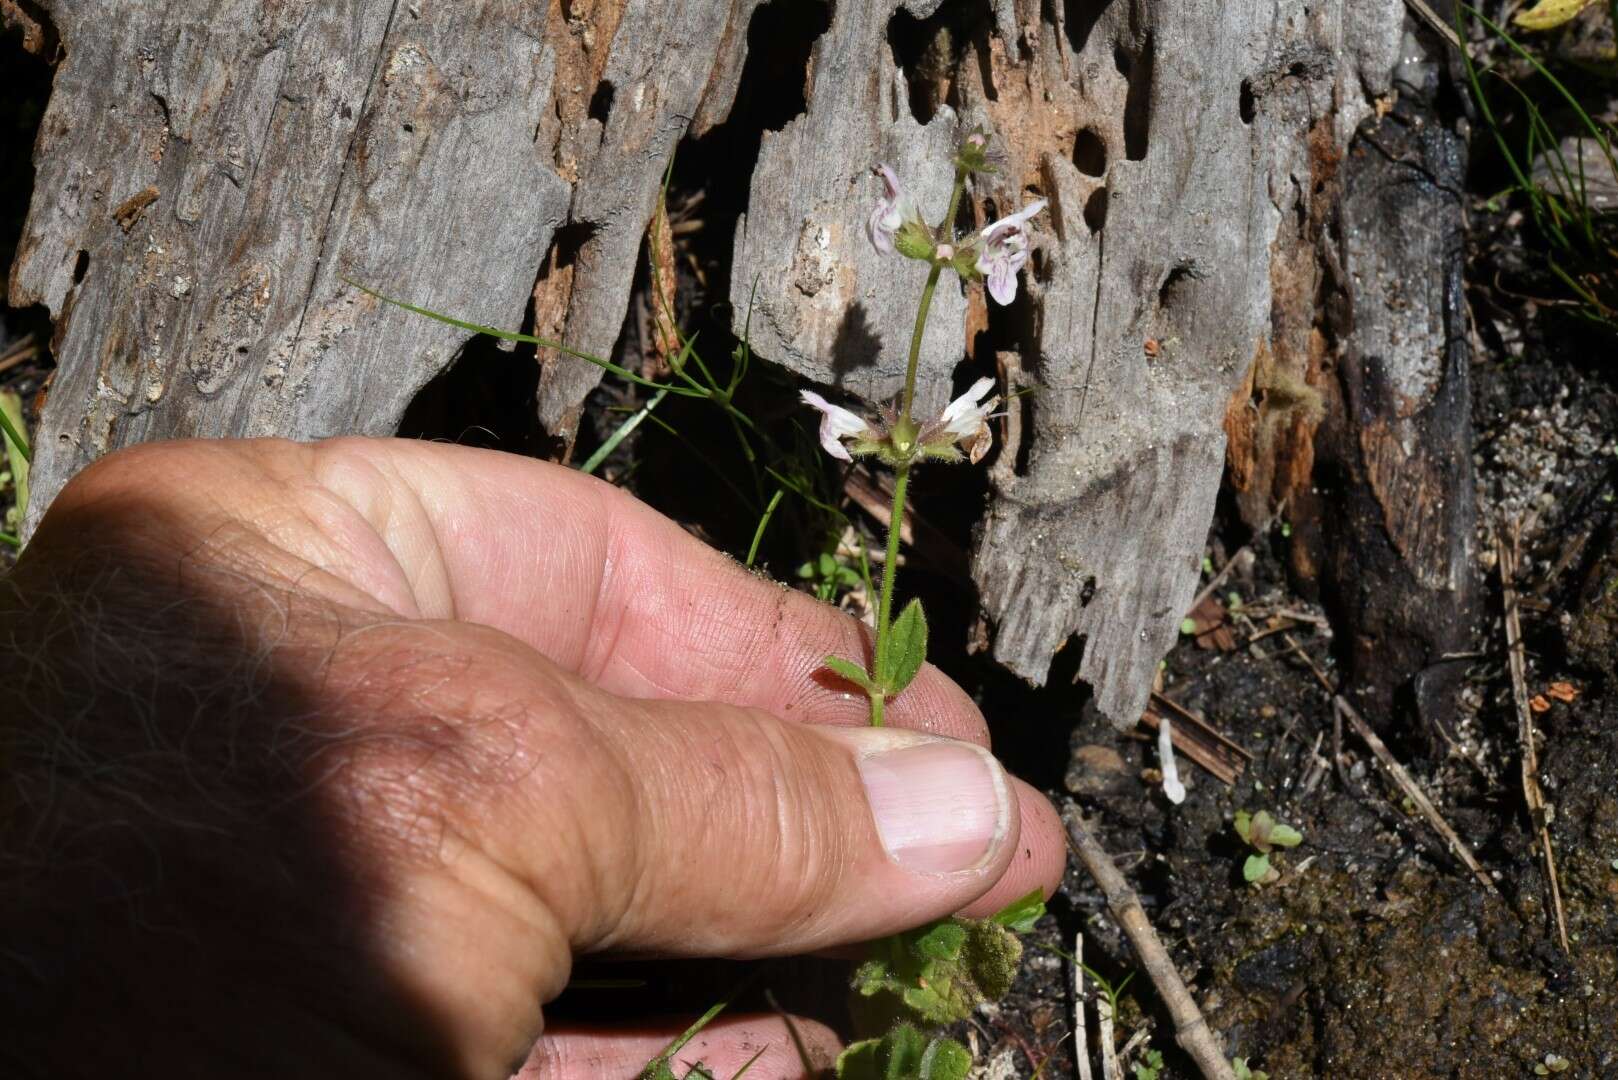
[1234,810,1303,884]
[1231,1057,1269,1080]
[1132,1048,1164,1080]
[1534,1052,1572,1075]
[798,550,865,603]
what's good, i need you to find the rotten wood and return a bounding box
[1063,804,1236,1080]
[9,0,1469,744]
[1292,13,1482,732]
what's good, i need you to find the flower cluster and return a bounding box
[864,150,1046,307]
[800,376,999,467]
[801,133,1036,470]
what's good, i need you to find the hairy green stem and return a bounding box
[869,166,970,725]
[869,463,910,727]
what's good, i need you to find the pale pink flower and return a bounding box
[932,377,999,463]
[866,165,915,255]
[976,200,1047,305]
[800,390,875,462]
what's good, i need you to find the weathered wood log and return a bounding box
[1308,35,1481,729]
[8,0,1451,733]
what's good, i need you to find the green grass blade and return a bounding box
[344,278,709,399]
[580,388,668,476]
[0,392,31,465]
[746,488,785,567]
[0,531,18,549]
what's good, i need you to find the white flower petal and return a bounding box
[940,377,996,430]
[800,389,866,462]
[986,260,1017,305]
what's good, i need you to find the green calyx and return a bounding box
[893,219,937,262]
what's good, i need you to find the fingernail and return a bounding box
[853,734,1011,873]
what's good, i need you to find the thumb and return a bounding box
[517,690,1026,958]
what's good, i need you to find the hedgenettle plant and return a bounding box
[807,132,1046,727]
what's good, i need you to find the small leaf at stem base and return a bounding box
[880,599,928,696]
[825,655,881,696]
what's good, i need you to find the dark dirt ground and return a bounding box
[4,9,1618,1080]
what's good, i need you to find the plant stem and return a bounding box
[898,167,968,426]
[868,165,970,726]
[869,462,910,726]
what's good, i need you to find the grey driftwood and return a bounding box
[8,0,1460,730]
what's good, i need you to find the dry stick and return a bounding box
[1097,979,1121,1080]
[1062,805,1236,1080]
[1188,544,1249,615]
[1073,932,1094,1080]
[1284,633,1497,892]
[1151,691,1255,764]
[1401,0,1465,51]
[1498,524,1571,952]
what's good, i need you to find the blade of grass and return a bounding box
[580,387,669,476]
[344,279,710,400]
[0,531,18,549]
[641,969,763,1075]
[745,488,785,567]
[0,392,31,465]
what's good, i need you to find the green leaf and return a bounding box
[1243,853,1272,883]
[880,599,928,695]
[989,888,1045,934]
[917,1037,972,1080]
[824,655,881,695]
[1268,823,1304,848]
[912,919,967,961]
[1233,810,1253,846]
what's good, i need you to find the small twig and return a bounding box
[1402,0,1465,52]
[1062,805,1236,1080]
[1188,546,1249,616]
[1498,522,1571,952]
[1073,933,1094,1080]
[1117,1026,1152,1068]
[1286,634,1497,892]
[0,335,39,376]
[1097,978,1121,1080]
[1151,691,1255,762]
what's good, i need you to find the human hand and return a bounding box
[0,437,1064,1078]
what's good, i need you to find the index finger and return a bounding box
[50,437,991,746]
[316,438,990,744]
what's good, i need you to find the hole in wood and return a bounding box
[1121,34,1153,161]
[1239,78,1255,125]
[587,79,614,125]
[1083,186,1108,232]
[1062,0,1115,57]
[886,1,989,125]
[71,249,89,285]
[1073,127,1107,177]
[1159,262,1198,310]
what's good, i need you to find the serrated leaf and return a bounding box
[1243,853,1272,883]
[825,655,880,695]
[1513,0,1596,31]
[989,888,1046,933]
[879,599,928,695]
